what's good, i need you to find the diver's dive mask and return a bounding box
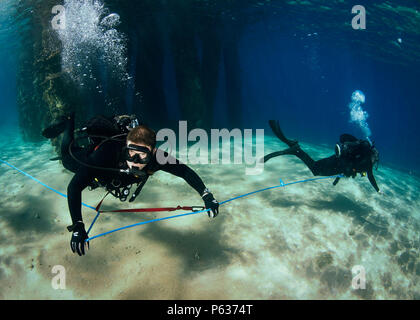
[335,144,342,157]
[125,144,152,165]
[335,142,351,158]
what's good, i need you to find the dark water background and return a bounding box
[239,18,420,173]
[0,0,18,128]
[0,0,419,174]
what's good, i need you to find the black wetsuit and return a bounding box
[290,135,379,192]
[61,118,207,224]
[265,120,379,192]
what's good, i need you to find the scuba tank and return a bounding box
[76,114,140,148]
[69,114,153,202]
[334,136,380,177]
[70,114,145,174]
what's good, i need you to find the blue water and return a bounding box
[238,20,420,173]
[1,0,419,174]
[1,0,420,300]
[0,0,25,131]
[0,53,17,127]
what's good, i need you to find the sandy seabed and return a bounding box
[0,126,419,300]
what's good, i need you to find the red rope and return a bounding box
[100,205,204,213]
[95,192,109,211]
[95,192,204,214]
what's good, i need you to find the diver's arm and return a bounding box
[67,143,118,224]
[367,168,379,192]
[154,151,219,217]
[160,161,220,217]
[67,169,93,224]
[67,170,93,256]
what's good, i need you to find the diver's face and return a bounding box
[126,140,153,170]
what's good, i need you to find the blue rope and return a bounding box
[219,174,344,206]
[1,158,343,243]
[86,211,101,235]
[0,159,97,211]
[86,174,344,241]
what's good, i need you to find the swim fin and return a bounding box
[42,112,75,139]
[268,120,298,147]
[42,117,68,139]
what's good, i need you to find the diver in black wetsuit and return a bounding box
[42,113,219,256]
[262,120,380,192]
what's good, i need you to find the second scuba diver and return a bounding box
[42,113,220,256]
[262,120,380,192]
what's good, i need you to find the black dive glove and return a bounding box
[67,222,89,256]
[202,189,219,218]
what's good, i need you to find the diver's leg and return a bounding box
[267,120,336,176]
[60,113,84,173]
[262,148,296,163]
[261,144,318,174]
[293,147,319,175]
[60,113,75,156]
[262,144,300,163]
[42,115,70,139]
[310,156,341,176]
[274,148,340,177]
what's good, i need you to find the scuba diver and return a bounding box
[262,120,380,192]
[42,113,220,256]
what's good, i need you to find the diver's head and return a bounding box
[125,125,156,170]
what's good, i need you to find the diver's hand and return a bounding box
[202,191,219,218]
[378,190,384,196]
[68,222,89,256]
